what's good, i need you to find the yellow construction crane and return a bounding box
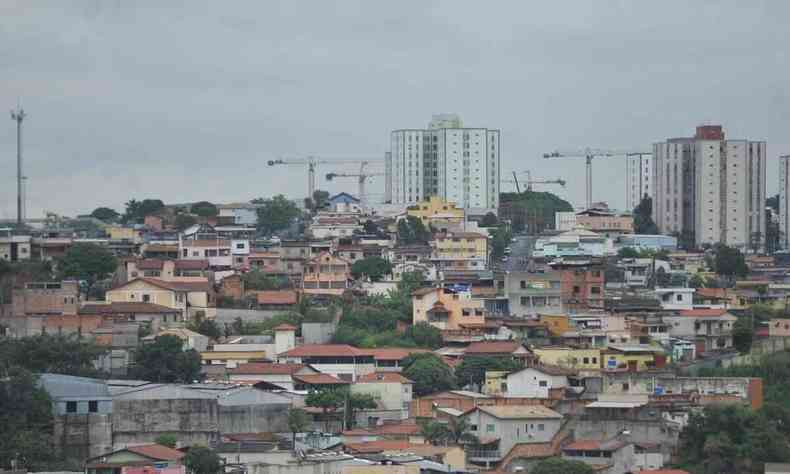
[502,170,566,192]
[267,156,381,200]
[543,149,650,209]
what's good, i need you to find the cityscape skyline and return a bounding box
[1,1,790,218]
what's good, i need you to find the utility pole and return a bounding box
[10,106,26,228]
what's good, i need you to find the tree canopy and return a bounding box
[0,334,107,377]
[190,201,218,217]
[402,353,455,396]
[499,190,573,234]
[183,446,222,474]
[397,216,431,245]
[132,335,202,383]
[123,198,165,224]
[633,195,659,234]
[287,408,310,447]
[89,207,120,223]
[255,195,300,236]
[530,458,594,474]
[455,356,522,389]
[350,256,393,281]
[711,244,748,278]
[175,213,198,231]
[480,212,498,227]
[58,242,118,285]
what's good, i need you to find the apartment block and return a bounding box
[626,153,653,212]
[780,155,790,249]
[653,125,766,249]
[387,114,500,209]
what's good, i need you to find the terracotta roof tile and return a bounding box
[281,344,371,358]
[256,290,298,305]
[79,302,179,315]
[273,323,298,331]
[293,373,348,385]
[174,259,209,270]
[362,348,431,361]
[126,444,185,461]
[137,258,164,270]
[229,363,306,375]
[465,341,524,354]
[678,309,728,317]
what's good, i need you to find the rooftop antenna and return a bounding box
[10,105,26,227]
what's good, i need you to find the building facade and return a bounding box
[653,125,766,249]
[626,153,653,212]
[780,155,790,249]
[387,114,500,209]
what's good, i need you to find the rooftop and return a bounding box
[465,341,525,354]
[357,372,414,384]
[229,363,308,375]
[478,405,562,420]
[281,344,372,358]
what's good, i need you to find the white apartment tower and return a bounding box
[625,153,653,211]
[780,155,790,249]
[386,114,500,209]
[653,125,766,250]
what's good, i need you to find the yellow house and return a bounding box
[106,278,215,320]
[412,286,485,330]
[532,347,601,371]
[431,232,488,271]
[106,225,142,243]
[539,314,571,336]
[601,344,661,371]
[484,370,509,395]
[407,196,464,228]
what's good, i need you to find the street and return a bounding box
[496,234,535,272]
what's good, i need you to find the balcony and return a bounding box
[466,448,503,463]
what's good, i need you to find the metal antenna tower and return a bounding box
[10,106,26,227]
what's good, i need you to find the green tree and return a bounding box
[733,316,754,354]
[480,212,498,227]
[689,273,707,289]
[489,225,513,260]
[444,417,477,444]
[0,369,58,471]
[346,392,378,429]
[175,213,198,231]
[256,195,300,236]
[155,434,177,448]
[402,353,455,396]
[385,270,425,321]
[305,387,345,432]
[499,190,573,234]
[183,446,222,474]
[455,356,522,388]
[350,256,393,281]
[530,457,594,474]
[241,271,290,291]
[712,244,748,278]
[0,334,107,377]
[633,195,659,234]
[58,242,118,286]
[404,322,443,349]
[418,419,449,445]
[287,408,310,449]
[89,207,120,222]
[397,216,431,245]
[617,247,640,258]
[132,335,202,383]
[190,201,218,217]
[123,198,165,224]
[187,314,222,340]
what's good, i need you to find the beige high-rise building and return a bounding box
[653,125,766,250]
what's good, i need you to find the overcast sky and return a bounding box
[1,0,789,219]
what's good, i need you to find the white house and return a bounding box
[504,366,571,398]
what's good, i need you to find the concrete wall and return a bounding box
[574,419,679,450]
[219,403,289,434]
[54,413,113,462]
[112,399,219,448]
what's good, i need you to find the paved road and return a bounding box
[496,234,534,272]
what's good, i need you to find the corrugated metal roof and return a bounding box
[39,374,111,399]
[113,384,217,400]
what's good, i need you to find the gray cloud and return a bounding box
[1,0,789,219]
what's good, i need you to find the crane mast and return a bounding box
[267,156,381,201]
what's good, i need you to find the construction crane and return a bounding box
[325,162,384,211]
[267,156,381,200]
[501,170,566,192]
[543,149,650,210]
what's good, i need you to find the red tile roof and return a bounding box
[344,440,410,453]
[293,373,349,385]
[562,440,602,450]
[257,290,298,305]
[182,239,231,247]
[678,309,728,317]
[465,341,524,354]
[281,344,371,358]
[695,288,727,299]
[273,323,298,331]
[137,258,164,270]
[140,278,211,292]
[229,363,307,375]
[357,372,414,384]
[126,444,185,461]
[362,348,430,361]
[174,259,209,270]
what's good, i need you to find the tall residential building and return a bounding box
[653,125,766,249]
[386,114,500,209]
[780,155,790,249]
[625,153,653,212]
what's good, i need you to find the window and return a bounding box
[520,296,528,306]
[142,294,151,303]
[676,294,683,301]
[520,280,527,289]
[66,401,77,413]
[88,401,98,413]
[470,424,478,432]
[583,357,590,364]
[486,424,495,433]
[573,286,580,294]
[462,309,471,316]
[538,380,548,387]
[591,287,601,295]
[537,423,545,431]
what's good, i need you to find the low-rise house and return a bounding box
[217,202,260,226]
[409,390,493,418]
[575,208,634,236]
[309,215,362,239]
[180,239,232,268]
[226,363,319,389]
[302,252,352,296]
[278,344,375,381]
[562,438,636,474]
[126,258,211,281]
[0,228,31,261]
[464,405,564,468]
[79,302,181,333]
[4,280,80,337]
[85,444,186,474]
[143,327,210,351]
[532,346,602,371]
[406,196,465,233]
[553,260,606,310]
[430,232,488,271]
[254,290,299,310]
[411,286,486,330]
[351,372,414,426]
[328,192,363,213]
[534,227,612,259]
[106,278,216,320]
[364,348,431,372]
[495,365,573,399]
[463,341,534,363]
[601,344,665,372]
[506,269,563,317]
[201,335,272,368]
[663,309,737,353]
[654,288,695,311]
